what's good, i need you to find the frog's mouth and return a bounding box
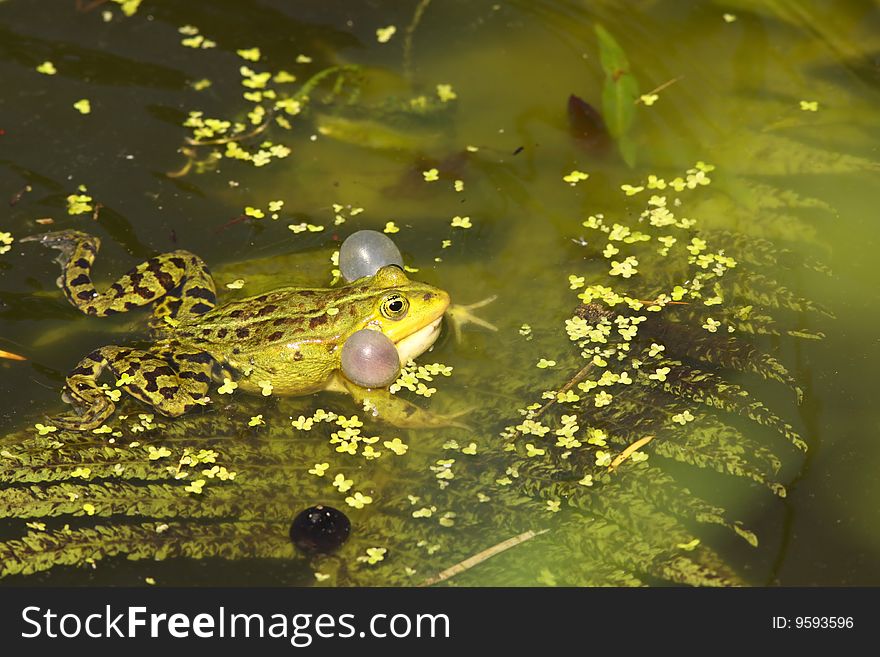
[394,316,444,363]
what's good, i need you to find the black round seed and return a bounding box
[289,505,351,554]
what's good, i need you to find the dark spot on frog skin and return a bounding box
[175,351,214,365]
[190,302,214,314]
[180,371,211,383]
[143,365,175,392]
[186,286,216,301]
[257,304,279,317]
[168,256,187,270]
[133,286,155,300]
[267,331,284,341]
[146,260,175,290]
[162,299,182,316]
[216,328,228,339]
[309,315,329,329]
[236,327,250,338]
[159,386,178,400]
[69,273,90,287]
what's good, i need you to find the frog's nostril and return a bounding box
[422,292,434,301]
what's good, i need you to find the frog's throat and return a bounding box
[394,316,443,363]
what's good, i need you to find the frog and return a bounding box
[24,229,470,431]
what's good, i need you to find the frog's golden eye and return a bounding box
[380,293,409,320]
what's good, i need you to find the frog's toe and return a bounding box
[52,391,115,431]
[50,407,112,431]
[21,229,89,248]
[22,230,95,269]
[445,295,498,342]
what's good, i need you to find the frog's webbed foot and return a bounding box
[340,377,471,430]
[52,392,115,431]
[21,229,92,252]
[48,347,117,431]
[445,295,498,343]
[22,230,98,287]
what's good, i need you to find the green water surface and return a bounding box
[0,0,878,585]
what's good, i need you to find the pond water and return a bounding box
[0,0,878,586]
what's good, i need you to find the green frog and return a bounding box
[25,230,466,431]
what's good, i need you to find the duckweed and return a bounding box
[376,26,397,43]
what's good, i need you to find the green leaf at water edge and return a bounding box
[594,24,640,166]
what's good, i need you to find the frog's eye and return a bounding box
[380,293,409,320]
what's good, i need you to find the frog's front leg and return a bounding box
[53,345,216,430]
[337,376,470,429]
[23,229,217,321]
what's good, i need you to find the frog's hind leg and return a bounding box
[23,229,216,319]
[53,348,118,430]
[53,346,216,430]
[150,259,218,323]
[102,346,216,419]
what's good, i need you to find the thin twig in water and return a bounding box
[608,435,654,471]
[185,110,275,147]
[9,185,31,207]
[508,362,593,442]
[166,150,195,179]
[404,0,432,82]
[420,529,549,586]
[292,65,360,103]
[75,0,110,12]
[635,76,683,104]
[214,215,250,234]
